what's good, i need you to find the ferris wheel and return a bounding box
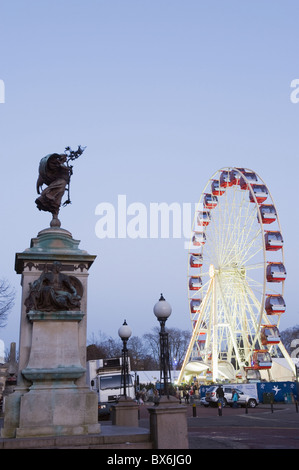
[178,167,295,383]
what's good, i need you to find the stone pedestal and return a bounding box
[111,397,139,427]
[1,227,100,438]
[148,396,188,449]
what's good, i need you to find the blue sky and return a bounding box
[0,1,299,350]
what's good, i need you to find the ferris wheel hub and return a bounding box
[209,264,215,278]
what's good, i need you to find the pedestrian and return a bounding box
[138,392,144,405]
[216,384,225,407]
[232,389,239,408]
[185,390,190,404]
[153,389,159,406]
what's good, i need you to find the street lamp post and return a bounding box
[118,319,132,399]
[153,293,172,397]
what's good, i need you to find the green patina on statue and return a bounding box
[35,145,85,227]
[24,261,83,313]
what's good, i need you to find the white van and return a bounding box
[205,385,258,408]
[87,358,135,418]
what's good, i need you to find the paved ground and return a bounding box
[2,401,299,449]
[136,401,299,449]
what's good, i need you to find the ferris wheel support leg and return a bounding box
[212,276,219,382]
[177,310,204,385]
[216,275,245,372]
[267,369,272,382]
[178,280,213,385]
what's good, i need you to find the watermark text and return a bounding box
[290,79,299,104]
[95,195,197,248]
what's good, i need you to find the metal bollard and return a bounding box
[245,400,248,414]
[192,403,197,417]
[218,401,222,416]
[295,401,298,413]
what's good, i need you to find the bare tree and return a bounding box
[142,327,160,366]
[168,327,191,368]
[128,335,146,369]
[0,279,15,328]
[142,326,191,369]
[86,330,122,361]
[280,324,299,355]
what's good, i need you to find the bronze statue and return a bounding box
[25,261,83,313]
[35,146,85,227]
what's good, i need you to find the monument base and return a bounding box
[2,227,99,439]
[15,385,100,438]
[16,424,100,439]
[1,390,24,438]
[2,385,100,438]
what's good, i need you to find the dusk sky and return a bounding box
[0,1,299,351]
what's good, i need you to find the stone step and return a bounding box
[0,426,153,450]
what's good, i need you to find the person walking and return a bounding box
[216,385,225,407]
[232,389,239,408]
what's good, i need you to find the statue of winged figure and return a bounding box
[35,145,85,227]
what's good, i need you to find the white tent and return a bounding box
[135,370,180,385]
[260,358,299,382]
[177,358,299,383]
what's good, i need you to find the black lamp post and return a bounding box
[296,363,299,405]
[153,294,172,397]
[118,319,132,399]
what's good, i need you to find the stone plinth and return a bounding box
[111,397,139,427]
[148,396,188,449]
[16,385,99,438]
[1,227,100,438]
